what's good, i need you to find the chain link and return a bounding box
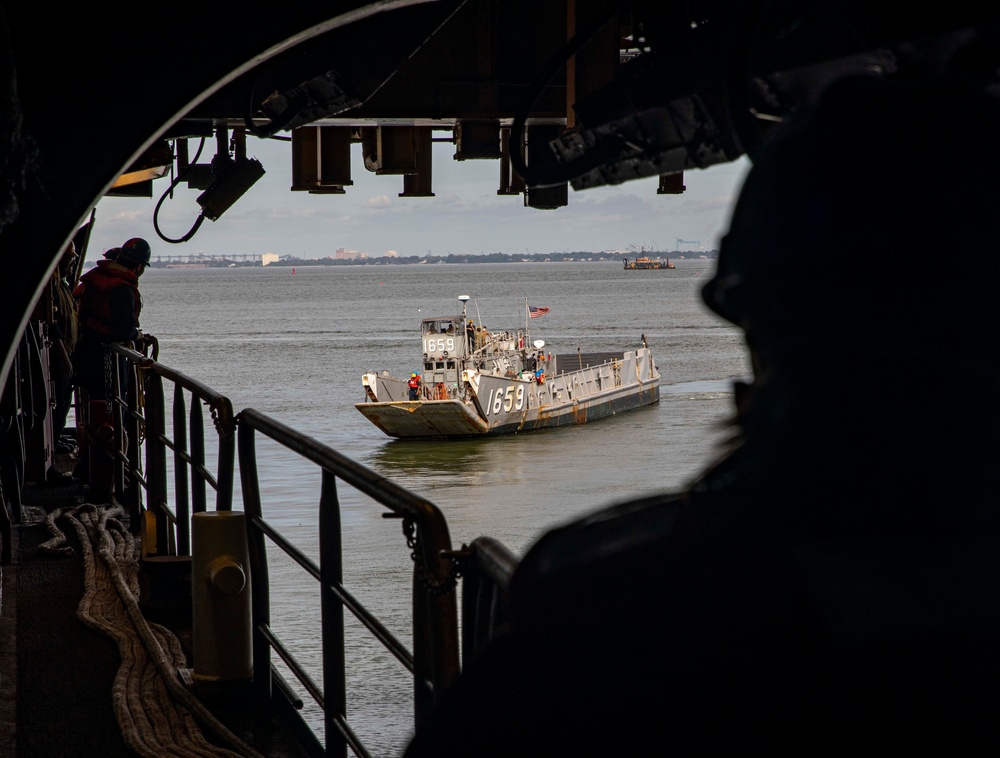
[402,516,462,595]
[208,401,225,438]
[103,347,114,414]
[134,366,147,445]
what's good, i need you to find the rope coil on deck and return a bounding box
[38,504,264,758]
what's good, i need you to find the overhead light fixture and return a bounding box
[196,126,266,221]
[196,157,265,221]
[107,140,173,194]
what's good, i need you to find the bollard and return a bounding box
[192,511,252,681]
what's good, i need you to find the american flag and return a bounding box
[529,305,550,318]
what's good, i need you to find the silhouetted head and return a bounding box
[119,237,151,268]
[703,71,1000,378]
[59,240,77,275]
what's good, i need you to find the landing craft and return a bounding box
[357,297,660,437]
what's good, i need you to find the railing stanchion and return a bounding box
[214,399,235,512]
[191,399,207,514]
[145,371,171,555]
[172,383,190,555]
[122,359,143,530]
[320,469,347,758]
[238,422,273,716]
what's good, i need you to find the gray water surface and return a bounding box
[138,258,749,754]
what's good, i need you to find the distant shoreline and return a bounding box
[139,251,719,270]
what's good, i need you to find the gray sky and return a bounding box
[87,136,751,261]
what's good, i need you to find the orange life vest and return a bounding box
[74,260,141,340]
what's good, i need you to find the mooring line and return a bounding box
[46,503,264,758]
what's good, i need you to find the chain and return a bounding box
[208,401,228,438]
[103,347,114,414]
[402,515,462,595]
[134,366,147,445]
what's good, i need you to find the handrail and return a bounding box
[107,342,236,554]
[104,347,520,756]
[458,537,518,663]
[237,407,460,757]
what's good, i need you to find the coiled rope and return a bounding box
[39,504,264,758]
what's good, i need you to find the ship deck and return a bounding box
[0,452,307,757]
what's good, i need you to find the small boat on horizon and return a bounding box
[623,256,675,270]
[356,296,661,438]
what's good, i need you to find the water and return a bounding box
[138,259,750,755]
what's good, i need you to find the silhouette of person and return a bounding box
[39,240,81,485]
[73,238,150,400]
[72,237,151,499]
[49,241,80,445]
[404,63,1000,757]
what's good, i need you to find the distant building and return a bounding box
[384,249,399,258]
[261,253,279,266]
[335,247,358,260]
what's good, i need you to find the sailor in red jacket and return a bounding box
[73,237,149,398]
[71,237,150,498]
[408,372,421,400]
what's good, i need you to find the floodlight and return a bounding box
[196,158,265,221]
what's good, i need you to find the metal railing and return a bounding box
[237,407,463,757]
[459,536,517,662]
[109,343,236,555]
[108,348,518,756]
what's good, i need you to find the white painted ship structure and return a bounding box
[356,296,661,438]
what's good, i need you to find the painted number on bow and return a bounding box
[489,384,525,415]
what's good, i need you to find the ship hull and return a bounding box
[356,399,491,438]
[357,348,660,439]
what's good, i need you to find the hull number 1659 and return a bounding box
[424,337,456,354]
[488,384,526,415]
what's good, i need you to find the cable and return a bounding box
[152,137,208,244]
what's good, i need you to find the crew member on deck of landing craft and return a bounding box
[408,372,421,400]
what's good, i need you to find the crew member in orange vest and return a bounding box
[72,237,151,500]
[408,372,421,400]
